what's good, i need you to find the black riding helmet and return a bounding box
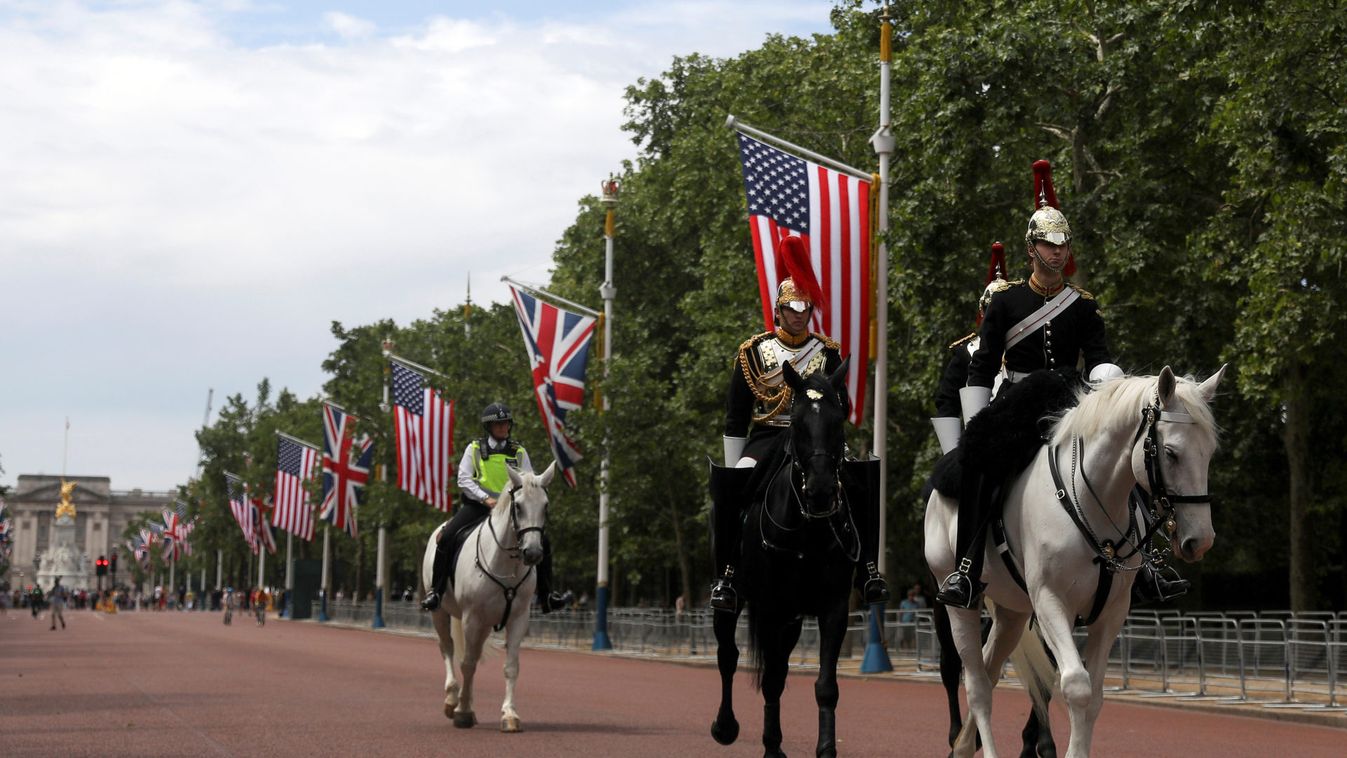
[481,402,514,438]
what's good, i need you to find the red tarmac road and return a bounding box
[2,608,1343,757]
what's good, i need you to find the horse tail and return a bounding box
[745,604,765,691]
[1008,611,1056,731]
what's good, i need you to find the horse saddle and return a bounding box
[443,513,491,591]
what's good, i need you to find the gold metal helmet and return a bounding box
[1025,159,1070,247]
[775,277,813,313]
[1025,205,1072,247]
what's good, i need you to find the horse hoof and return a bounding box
[443,702,454,719]
[453,711,477,729]
[501,716,522,733]
[711,718,739,745]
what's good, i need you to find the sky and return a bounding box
[0,0,837,491]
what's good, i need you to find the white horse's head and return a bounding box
[504,461,557,566]
[1130,365,1226,563]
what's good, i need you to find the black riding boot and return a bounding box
[709,462,754,612]
[421,534,452,611]
[535,535,573,614]
[937,473,991,609]
[843,458,890,605]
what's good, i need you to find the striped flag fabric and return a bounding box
[252,497,278,555]
[274,434,319,540]
[735,130,872,425]
[508,284,597,488]
[320,403,373,538]
[392,360,456,512]
[224,472,257,552]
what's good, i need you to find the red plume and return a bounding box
[1031,159,1059,209]
[778,235,827,312]
[985,241,1006,286]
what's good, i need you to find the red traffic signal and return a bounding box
[95,556,109,576]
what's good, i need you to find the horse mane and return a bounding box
[1049,373,1219,448]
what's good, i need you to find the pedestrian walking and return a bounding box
[48,579,67,630]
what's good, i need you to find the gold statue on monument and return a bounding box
[55,480,77,522]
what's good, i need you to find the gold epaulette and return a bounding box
[811,332,840,351]
[948,332,977,350]
[1005,278,1026,288]
[737,331,775,353]
[1069,283,1095,300]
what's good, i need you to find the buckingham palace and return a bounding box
[5,474,175,590]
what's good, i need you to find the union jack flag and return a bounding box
[274,434,319,540]
[224,472,257,552]
[392,360,456,512]
[320,403,374,538]
[735,131,872,425]
[509,285,596,488]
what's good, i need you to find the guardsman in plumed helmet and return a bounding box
[421,402,573,613]
[930,242,1012,455]
[710,235,889,613]
[936,161,1186,609]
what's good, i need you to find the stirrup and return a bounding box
[936,570,984,609]
[420,591,441,611]
[709,574,738,612]
[863,575,891,605]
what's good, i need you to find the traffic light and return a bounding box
[110,552,118,575]
[95,556,108,576]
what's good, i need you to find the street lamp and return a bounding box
[594,176,618,651]
[374,336,395,630]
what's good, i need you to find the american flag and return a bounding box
[736,131,872,425]
[252,497,278,555]
[224,472,257,552]
[320,403,374,538]
[392,360,456,512]
[274,434,319,540]
[508,285,596,488]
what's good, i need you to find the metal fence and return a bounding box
[316,600,1347,712]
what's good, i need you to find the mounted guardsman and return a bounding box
[936,160,1190,610]
[709,235,889,612]
[930,242,1012,455]
[421,402,573,614]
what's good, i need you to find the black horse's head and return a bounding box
[782,357,851,517]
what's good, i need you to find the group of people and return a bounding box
[709,159,1187,615]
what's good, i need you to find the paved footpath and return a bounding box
[2,608,1344,757]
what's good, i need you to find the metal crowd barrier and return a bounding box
[312,601,1347,711]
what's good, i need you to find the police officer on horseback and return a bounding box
[936,161,1189,610]
[421,402,573,613]
[710,235,889,612]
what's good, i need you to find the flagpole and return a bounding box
[501,276,601,317]
[387,352,446,380]
[594,177,619,651]
[861,5,895,675]
[199,566,206,612]
[283,531,293,618]
[373,338,394,630]
[725,115,872,181]
[319,525,331,622]
[216,549,222,596]
[259,541,266,599]
[169,555,176,608]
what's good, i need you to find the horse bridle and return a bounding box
[787,439,844,520]
[1131,391,1215,544]
[476,484,548,631]
[1048,383,1214,572]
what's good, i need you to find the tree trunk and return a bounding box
[1283,363,1314,611]
[669,497,693,611]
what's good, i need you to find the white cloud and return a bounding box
[0,0,832,490]
[323,11,374,39]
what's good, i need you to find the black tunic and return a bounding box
[967,281,1111,390]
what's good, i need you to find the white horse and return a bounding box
[925,366,1224,758]
[421,461,556,732]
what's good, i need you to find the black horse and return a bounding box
[710,358,859,758]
